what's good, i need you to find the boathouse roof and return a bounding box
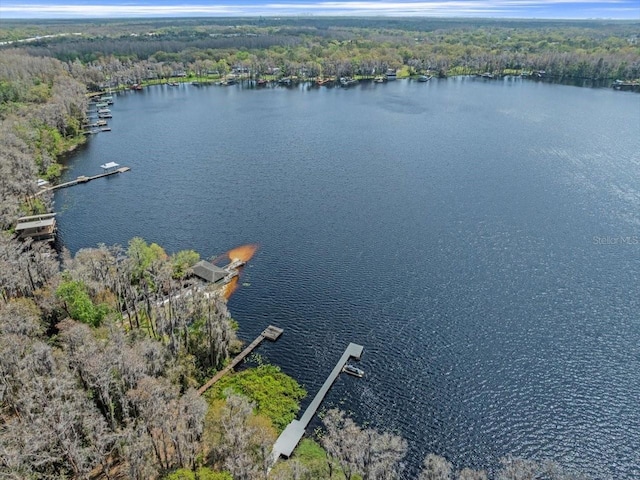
[14,218,56,231]
[14,213,57,241]
[192,260,228,283]
[100,162,119,170]
[15,213,57,231]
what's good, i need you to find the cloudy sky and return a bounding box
[0,0,638,19]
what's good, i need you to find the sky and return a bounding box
[0,0,638,20]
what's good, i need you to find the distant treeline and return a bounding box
[1,17,638,81]
[1,16,638,40]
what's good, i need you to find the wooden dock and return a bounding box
[272,342,364,460]
[197,325,283,396]
[36,167,130,195]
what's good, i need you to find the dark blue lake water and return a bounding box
[56,78,640,479]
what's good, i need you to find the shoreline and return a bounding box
[99,72,635,93]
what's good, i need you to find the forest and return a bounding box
[1,17,639,82]
[0,16,629,479]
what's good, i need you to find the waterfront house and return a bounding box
[192,260,230,283]
[14,213,56,242]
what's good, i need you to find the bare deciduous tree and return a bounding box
[419,453,453,480]
[321,408,406,480]
[205,391,277,480]
[497,456,539,480]
[0,330,115,479]
[457,467,488,480]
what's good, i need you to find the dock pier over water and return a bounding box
[36,162,130,195]
[272,342,364,460]
[197,325,283,396]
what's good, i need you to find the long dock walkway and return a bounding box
[197,325,283,396]
[272,342,364,459]
[36,167,130,195]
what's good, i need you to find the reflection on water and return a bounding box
[226,243,258,263]
[221,244,258,298]
[223,275,239,300]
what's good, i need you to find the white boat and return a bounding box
[343,364,364,377]
[417,75,432,82]
[339,77,358,87]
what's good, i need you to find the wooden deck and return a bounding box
[36,167,130,195]
[197,325,283,396]
[272,342,364,460]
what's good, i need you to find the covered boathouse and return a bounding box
[100,161,120,172]
[192,260,231,284]
[14,213,57,242]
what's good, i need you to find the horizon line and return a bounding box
[0,1,638,21]
[1,14,638,21]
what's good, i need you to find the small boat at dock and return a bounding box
[417,75,432,82]
[343,364,364,377]
[613,79,640,91]
[339,77,358,87]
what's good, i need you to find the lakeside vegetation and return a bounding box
[0,50,87,231]
[0,17,621,479]
[1,17,639,86]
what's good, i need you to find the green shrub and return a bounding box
[196,467,233,480]
[164,469,195,480]
[56,278,108,327]
[171,249,200,279]
[210,364,306,431]
[163,467,232,480]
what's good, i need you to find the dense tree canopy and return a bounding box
[1,18,638,85]
[0,50,87,233]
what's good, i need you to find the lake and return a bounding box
[55,77,640,479]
